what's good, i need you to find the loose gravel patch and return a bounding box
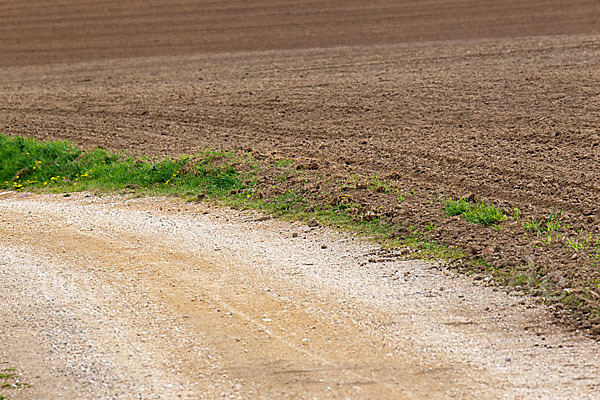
[0,192,599,398]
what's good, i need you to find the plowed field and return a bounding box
[1,0,599,67]
[1,1,600,330]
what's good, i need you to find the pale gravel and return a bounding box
[1,192,599,399]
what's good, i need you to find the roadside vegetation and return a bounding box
[0,362,28,399]
[443,197,507,227]
[1,133,599,336]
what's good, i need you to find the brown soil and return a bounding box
[1,2,600,331]
[1,0,599,67]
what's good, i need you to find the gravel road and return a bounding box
[1,192,599,399]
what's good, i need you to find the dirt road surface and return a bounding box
[1,192,599,399]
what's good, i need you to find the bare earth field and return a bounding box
[1,0,599,67]
[3,34,599,220]
[1,1,599,225]
[1,0,600,397]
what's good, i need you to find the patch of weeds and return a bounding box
[266,190,306,215]
[465,204,507,226]
[443,197,507,226]
[566,237,587,251]
[512,207,520,222]
[400,226,465,261]
[277,173,289,182]
[443,197,470,216]
[0,363,29,395]
[340,173,361,191]
[396,188,413,203]
[479,261,551,294]
[510,273,531,287]
[558,291,585,310]
[0,134,255,198]
[367,175,392,193]
[566,233,599,252]
[541,233,559,246]
[593,250,600,264]
[523,209,567,235]
[274,158,294,168]
[425,222,437,231]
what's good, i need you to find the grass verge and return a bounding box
[2,133,600,336]
[0,134,455,260]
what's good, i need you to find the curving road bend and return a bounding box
[0,192,599,399]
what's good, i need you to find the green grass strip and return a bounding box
[0,134,252,197]
[0,134,463,262]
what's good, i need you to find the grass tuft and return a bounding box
[0,362,28,396]
[523,209,567,235]
[443,197,507,226]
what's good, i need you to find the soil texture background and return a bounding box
[1,0,599,67]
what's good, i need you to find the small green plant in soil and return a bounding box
[396,188,413,203]
[566,233,600,252]
[523,209,567,235]
[512,207,520,222]
[368,175,392,193]
[0,363,29,397]
[443,197,507,226]
[274,158,294,168]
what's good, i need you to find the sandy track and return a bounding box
[1,0,599,67]
[1,192,599,399]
